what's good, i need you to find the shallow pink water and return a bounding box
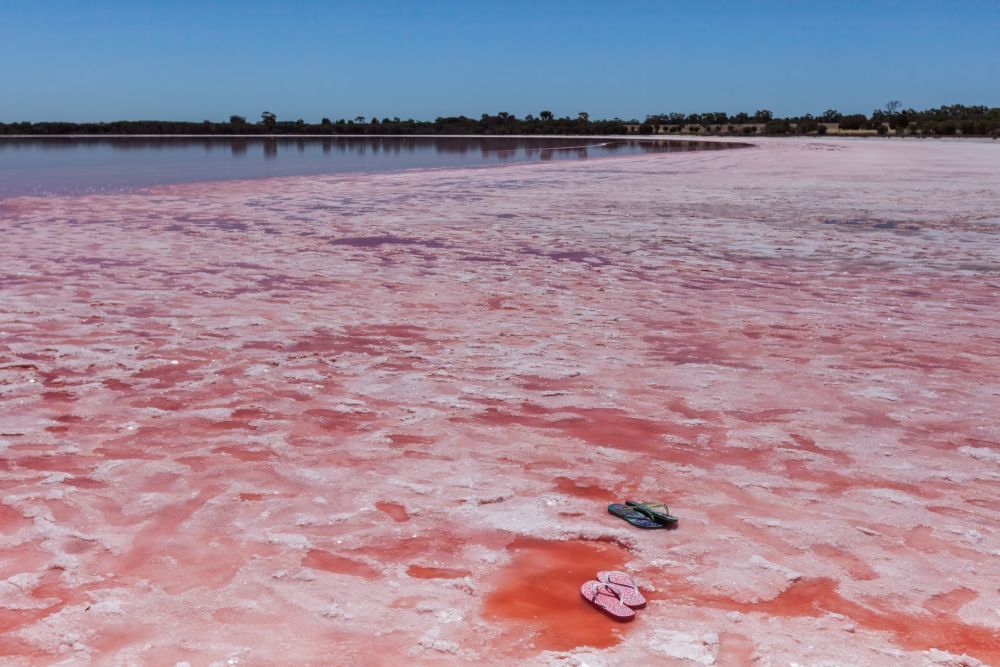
[1,138,999,665]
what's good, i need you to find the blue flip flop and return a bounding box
[626,501,679,525]
[608,503,664,529]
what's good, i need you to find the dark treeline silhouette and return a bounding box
[639,104,1000,136]
[2,105,998,137]
[0,111,626,136]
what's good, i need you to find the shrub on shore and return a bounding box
[765,120,791,135]
[937,121,958,135]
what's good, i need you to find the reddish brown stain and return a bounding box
[375,501,409,523]
[387,433,434,446]
[924,587,977,616]
[552,476,615,500]
[407,565,471,579]
[0,503,28,531]
[809,543,879,581]
[301,549,379,580]
[717,632,755,667]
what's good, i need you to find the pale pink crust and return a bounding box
[1,138,999,665]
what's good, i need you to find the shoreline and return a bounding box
[0,136,753,201]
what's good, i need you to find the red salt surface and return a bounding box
[1,137,999,664]
[482,537,631,652]
[668,576,1000,662]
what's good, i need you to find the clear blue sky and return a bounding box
[2,0,998,122]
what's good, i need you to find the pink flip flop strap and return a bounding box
[588,582,626,603]
[602,571,638,590]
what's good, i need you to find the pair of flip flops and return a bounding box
[608,501,679,529]
[580,570,646,620]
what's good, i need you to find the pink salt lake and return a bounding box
[1,137,999,665]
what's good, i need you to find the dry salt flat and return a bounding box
[1,137,999,666]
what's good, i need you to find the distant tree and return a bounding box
[797,119,819,134]
[820,109,841,122]
[753,109,773,122]
[539,110,554,121]
[733,112,750,123]
[354,116,365,123]
[577,112,589,122]
[765,120,790,135]
[370,117,379,125]
[260,111,277,129]
[885,100,902,115]
[638,123,654,135]
[839,114,869,131]
[229,115,247,126]
[320,117,332,126]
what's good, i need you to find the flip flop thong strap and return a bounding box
[605,573,638,591]
[591,582,625,602]
[630,501,677,521]
[629,503,661,521]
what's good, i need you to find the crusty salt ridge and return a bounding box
[0,137,998,665]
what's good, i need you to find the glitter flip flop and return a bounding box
[596,570,646,608]
[580,580,636,620]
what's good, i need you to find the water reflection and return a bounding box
[0,136,748,197]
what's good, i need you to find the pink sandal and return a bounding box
[580,580,635,620]
[596,570,646,608]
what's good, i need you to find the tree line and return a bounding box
[0,111,625,136]
[638,103,1000,136]
[1,104,998,136]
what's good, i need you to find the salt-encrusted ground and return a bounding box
[1,138,998,666]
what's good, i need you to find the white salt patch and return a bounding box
[435,608,464,624]
[958,446,1000,463]
[537,649,608,666]
[924,648,984,666]
[748,555,803,582]
[417,627,461,654]
[266,533,312,549]
[853,386,900,401]
[647,630,719,665]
